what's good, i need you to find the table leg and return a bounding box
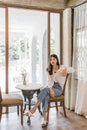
[27,98,31,125]
[21,89,42,125]
[23,97,27,112]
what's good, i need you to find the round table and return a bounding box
[16,83,42,124]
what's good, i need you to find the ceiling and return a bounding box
[0,0,67,11]
[0,0,86,11]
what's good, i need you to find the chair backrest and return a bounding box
[62,74,69,95]
[0,87,2,103]
[62,67,74,95]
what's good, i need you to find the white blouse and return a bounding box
[47,66,74,88]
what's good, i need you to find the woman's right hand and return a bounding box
[49,87,55,98]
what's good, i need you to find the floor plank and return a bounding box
[0,108,87,130]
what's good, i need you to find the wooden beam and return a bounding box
[5,7,8,94]
[60,12,63,64]
[48,11,50,60]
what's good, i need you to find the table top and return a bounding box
[15,83,42,91]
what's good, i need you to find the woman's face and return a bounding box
[50,57,57,66]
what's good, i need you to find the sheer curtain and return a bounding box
[71,3,87,118]
[63,8,72,109]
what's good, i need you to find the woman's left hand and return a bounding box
[61,67,67,76]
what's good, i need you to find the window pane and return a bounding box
[50,13,60,60]
[0,8,5,93]
[8,8,47,92]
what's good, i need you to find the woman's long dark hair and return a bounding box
[46,54,60,75]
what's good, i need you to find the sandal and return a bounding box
[41,120,48,128]
[23,111,34,117]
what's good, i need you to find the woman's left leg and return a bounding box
[41,94,49,127]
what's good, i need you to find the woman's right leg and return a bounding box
[41,112,48,127]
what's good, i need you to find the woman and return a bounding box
[24,54,67,127]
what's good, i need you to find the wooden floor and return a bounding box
[0,108,87,130]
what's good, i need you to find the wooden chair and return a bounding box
[0,88,23,125]
[47,73,70,121]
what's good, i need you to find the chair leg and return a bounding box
[0,106,2,122]
[60,101,62,106]
[55,102,58,111]
[17,105,19,115]
[47,102,50,121]
[6,107,8,114]
[20,105,23,125]
[62,101,66,117]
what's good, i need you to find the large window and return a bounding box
[50,13,60,59]
[8,8,48,92]
[0,7,61,92]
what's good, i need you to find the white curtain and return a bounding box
[63,8,72,108]
[71,3,87,118]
